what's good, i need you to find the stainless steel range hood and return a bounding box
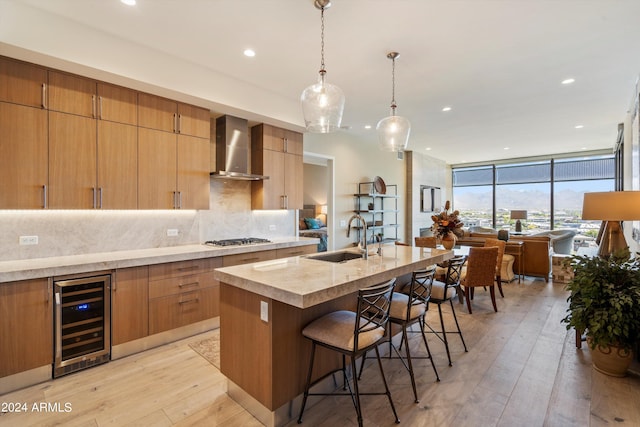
[211,115,269,181]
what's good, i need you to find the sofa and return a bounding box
[457,229,553,282]
[530,229,576,255]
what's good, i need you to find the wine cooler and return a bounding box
[54,273,111,378]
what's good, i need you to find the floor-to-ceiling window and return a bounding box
[452,153,615,249]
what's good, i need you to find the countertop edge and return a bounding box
[0,238,319,283]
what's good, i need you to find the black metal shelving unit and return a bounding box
[352,181,399,245]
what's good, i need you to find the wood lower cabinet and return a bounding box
[148,258,222,335]
[0,278,52,378]
[112,266,149,346]
[251,124,303,210]
[0,56,47,108]
[222,250,277,267]
[0,102,48,209]
[275,245,316,258]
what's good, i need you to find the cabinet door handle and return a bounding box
[173,113,178,133]
[177,265,199,272]
[92,187,97,209]
[280,195,286,209]
[178,114,182,133]
[42,184,48,209]
[179,281,199,289]
[283,137,287,153]
[241,257,259,263]
[98,96,103,119]
[99,187,103,209]
[41,83,47,109]
[179,297,199,305]
[285,194,289,209]
[92,95,96,118]
[177,191,182,209]
[46,278,52,302]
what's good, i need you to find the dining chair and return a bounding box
[462,246,499,314]
[425,255,468,366]
[414,236,437,248]
[484,238,506,297]
[297,279,400,427]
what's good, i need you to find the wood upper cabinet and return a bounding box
[138,127,178,209]
[177,134,210,210]
[97,82,137,125]
[0,102,48,209]
[112,266,149,346]
[48,71,96,117]
[97,121,138,209]
[0,278,52,378]
[251,124,303,210]
[0,56,47,108]
[48,111,97,209]
[49,72,137,125]
[138,93,209,138]
[138,128,210,209]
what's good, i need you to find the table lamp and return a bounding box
[582,191,640,258]
[510,210,527,232]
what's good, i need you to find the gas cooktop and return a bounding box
[204,237,272,247]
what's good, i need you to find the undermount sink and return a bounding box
[306,251,363,263]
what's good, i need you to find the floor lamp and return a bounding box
[581,191,640,258]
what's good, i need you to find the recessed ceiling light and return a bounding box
[120,0,136,6]
[243,49,256,57]
[504,147,509,150]
[425,147,431,151]
[575,125,584,129]
[364,125,372,129]
[442,106,452,112]
[561,78,575,85]
[581,147,587,150]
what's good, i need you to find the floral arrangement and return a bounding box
[431,200,464,239]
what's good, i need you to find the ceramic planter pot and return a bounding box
[588,337,634,377]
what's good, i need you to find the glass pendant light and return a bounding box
[301,0,345,133]
[377,52,410,152]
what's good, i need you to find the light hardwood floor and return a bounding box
[1,277,639,426]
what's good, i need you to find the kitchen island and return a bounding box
[213,245,453,427]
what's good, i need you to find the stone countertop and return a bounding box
[214,245,453,309]
[0,237,318,283]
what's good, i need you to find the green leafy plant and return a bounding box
[561,249,640,350]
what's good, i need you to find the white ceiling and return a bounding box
[4,0,640,164]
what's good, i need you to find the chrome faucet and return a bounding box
[346,214,369,259]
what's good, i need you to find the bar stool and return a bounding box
[425,255,468,366]
[297,279,400,427]
[387,267,440,402]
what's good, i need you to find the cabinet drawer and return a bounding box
[149,272,216,299]
[149,257,221,281]
[222,250,277,267]
[276,246,316,258]
[149,287,219,335]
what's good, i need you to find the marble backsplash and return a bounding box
[0,180,295,262]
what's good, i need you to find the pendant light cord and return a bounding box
[390,56,397,114]
[319,6,326,78]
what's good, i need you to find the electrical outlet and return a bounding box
[260,301,269,322]
[19,235,39,245]
[166,229,179,237]
[268,224,276,231]
[340,220,346,227]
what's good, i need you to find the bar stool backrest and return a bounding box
[354,279,395,350]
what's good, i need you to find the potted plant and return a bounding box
[431,200,464,249]
[561,248,640,376]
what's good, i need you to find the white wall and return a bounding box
[304,132,408,249]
